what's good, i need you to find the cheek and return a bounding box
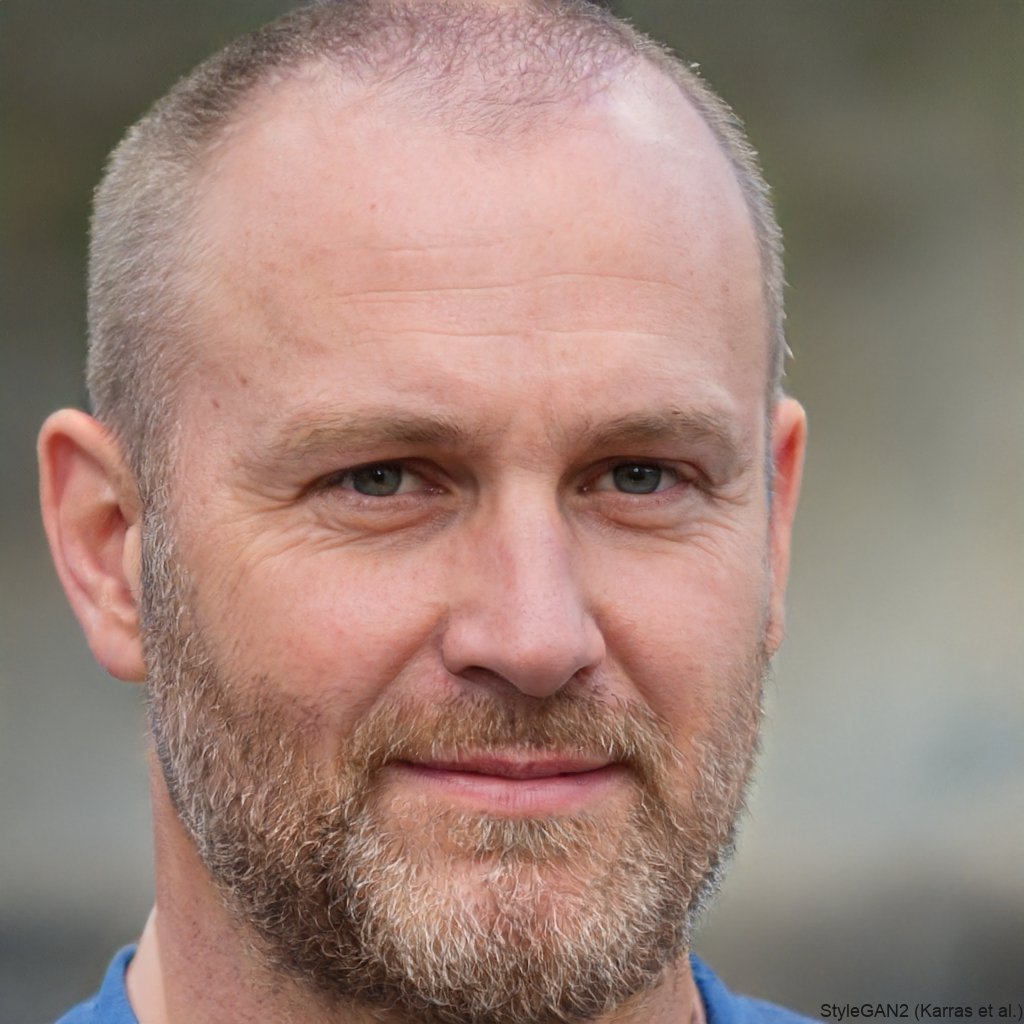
[188,536,449,713]
[593,537,769,744]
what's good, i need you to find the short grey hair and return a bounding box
[87,0,786,499]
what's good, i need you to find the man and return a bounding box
[39,0,807,1021]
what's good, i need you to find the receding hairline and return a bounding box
[86,0,786,499]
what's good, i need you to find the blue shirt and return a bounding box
[57,946,816,1024]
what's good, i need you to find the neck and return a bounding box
[130,771,705,1024]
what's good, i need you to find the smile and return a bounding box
[385,757,630,815]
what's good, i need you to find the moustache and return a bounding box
[320,689,685,802]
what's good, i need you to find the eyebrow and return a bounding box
[259,411,479,469]
[570,409,754,479]
[577,409,745,452]
[254,405,754,479]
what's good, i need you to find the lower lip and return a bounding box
[386,762,629,815]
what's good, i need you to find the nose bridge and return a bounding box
[442,480,604,698]
[498,493,575,623]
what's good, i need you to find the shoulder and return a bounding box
[55,946,138,1024]
[692,954,819,1024]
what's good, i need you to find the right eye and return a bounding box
[322,462,425,497]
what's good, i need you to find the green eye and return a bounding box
[612,464,664,494]
[349,464,405,496]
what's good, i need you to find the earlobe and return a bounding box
[38,409,148,682]
[765,397,807,655]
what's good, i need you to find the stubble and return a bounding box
[141,513,766,1024]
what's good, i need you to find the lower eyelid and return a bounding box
[319,463,700,499]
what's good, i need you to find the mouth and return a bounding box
[385,755,629,815]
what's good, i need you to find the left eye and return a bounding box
[596,463,677,495]
[333,463,417,497]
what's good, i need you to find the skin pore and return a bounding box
[38,58,805,1024]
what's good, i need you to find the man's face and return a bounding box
[144,71,795,1022]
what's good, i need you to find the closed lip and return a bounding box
[396,756,616,780]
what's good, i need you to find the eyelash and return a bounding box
[316,462,433,498]
[315,459,701,500]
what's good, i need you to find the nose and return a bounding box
[441,495,605,699]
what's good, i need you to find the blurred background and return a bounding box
[1,1,1021,1021]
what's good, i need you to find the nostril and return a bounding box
[442,618,605,701]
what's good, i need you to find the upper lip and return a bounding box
[402,756,614,779]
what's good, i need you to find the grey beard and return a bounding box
[141,515,764,1024]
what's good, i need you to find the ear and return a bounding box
[765,396,807,656]
[38,409,146,682]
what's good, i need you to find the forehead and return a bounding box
[207,67,753,245]
[177,64,768,453]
